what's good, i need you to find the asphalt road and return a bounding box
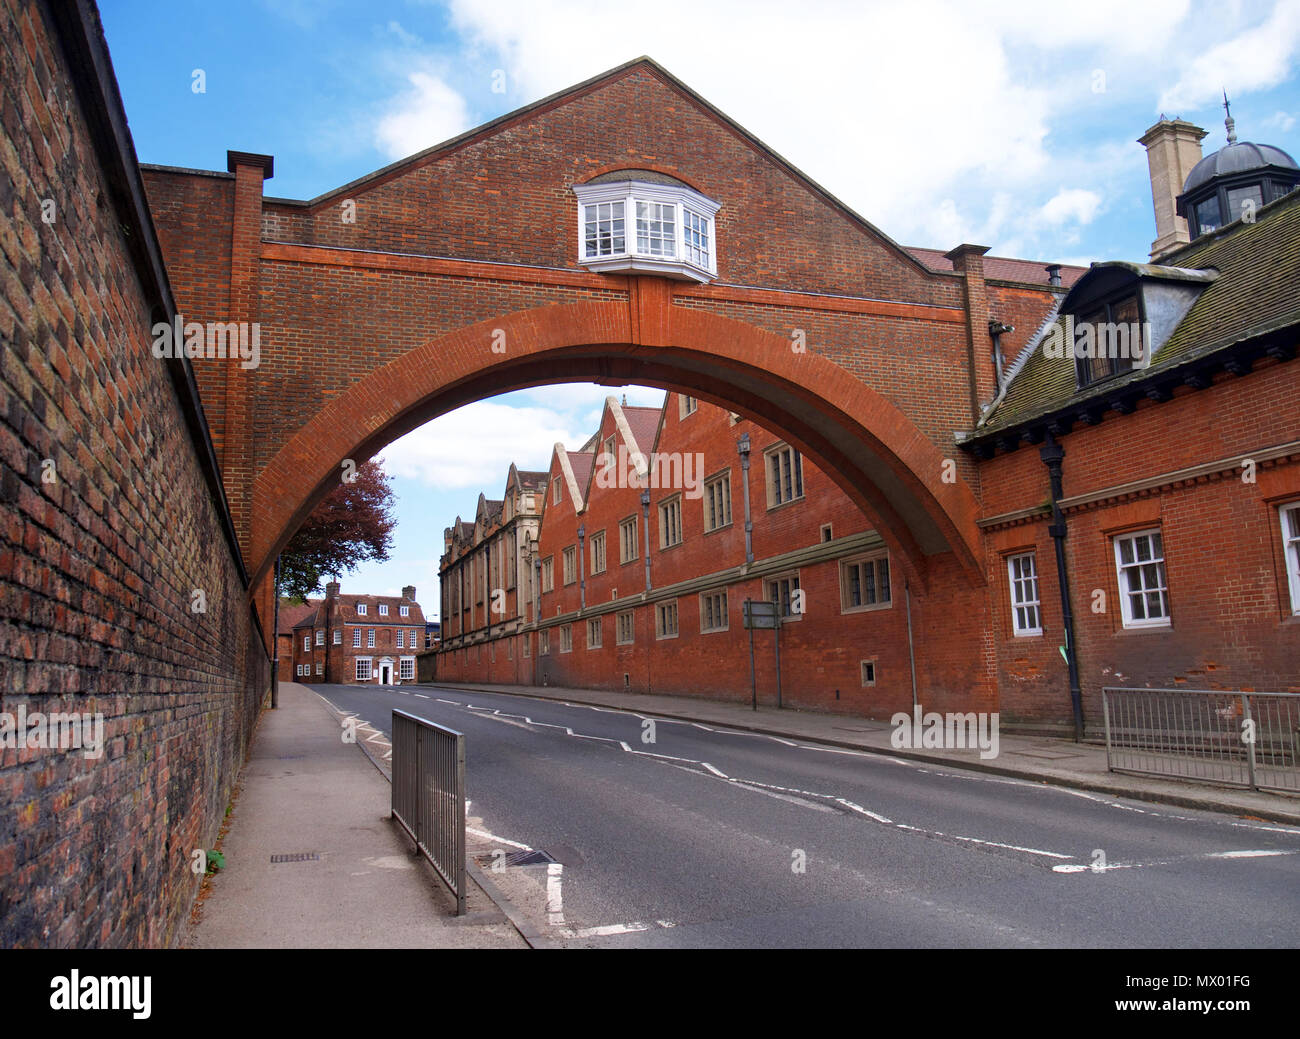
[314,682,1300,949]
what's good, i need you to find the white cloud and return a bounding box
[374,70,472,159]
[1039,188,1103,226]
[380,400,577,488]
[1265,109,1298,131]
[1158,0,1300,111]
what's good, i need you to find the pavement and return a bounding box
[181,681,525,948]
[184,676,1299,949]
[424,680,1300,826]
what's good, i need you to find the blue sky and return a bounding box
[100,0,1300,616]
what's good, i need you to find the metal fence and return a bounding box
[391,709,467,914]
[1102,687,1300,793]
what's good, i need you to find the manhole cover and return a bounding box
[270,852,320,863]
[474,849,557,868]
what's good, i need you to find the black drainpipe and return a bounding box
[1039,433,1083,741]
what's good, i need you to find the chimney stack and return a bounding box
[1045,264,1062,287]
[1139,118,1208,260]
[402,585,416,601]
[325,580,340,598]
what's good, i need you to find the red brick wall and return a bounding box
[0,1,266,947]
[438,396,992,718]
[978,362,1300,725]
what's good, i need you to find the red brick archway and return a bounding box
[250,298,983,590]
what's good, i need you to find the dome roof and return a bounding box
[1183,140,1299,194]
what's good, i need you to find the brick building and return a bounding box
[288,582,426,685]
[432,110,1300,729]
[436,392,916,710]
[275,598,320,683]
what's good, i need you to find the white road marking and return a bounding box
[702,762,727,777]
[467,826,532,851]
[546,862,565,926]
[414,693,430,699]
[1207,849,1292,859]
[1053,847,1298,873]
[565,922,650,938]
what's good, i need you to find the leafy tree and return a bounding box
[278,458,396,601]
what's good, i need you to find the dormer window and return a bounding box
[1074,293,1144,388]
[574,177,720,282]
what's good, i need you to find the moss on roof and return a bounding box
[974,191,1300,438]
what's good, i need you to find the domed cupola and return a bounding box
[1177,93,1300,239]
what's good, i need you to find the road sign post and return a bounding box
[742,599,781,711]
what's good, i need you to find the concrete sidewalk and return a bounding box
[182,682,525,948]
[422,680,1300,826]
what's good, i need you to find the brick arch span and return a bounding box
[249,299,983,589]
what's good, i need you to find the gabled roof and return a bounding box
[258,56,936,276]
[623,405,662,457]
[334,593,425,626]
[280,599,320,634]
[907,247,1087,287]
[967,191,1300,443]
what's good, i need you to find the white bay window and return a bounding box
[574,179,720,282]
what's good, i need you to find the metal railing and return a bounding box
[1102,687,1300,793]
[391,709,467,914]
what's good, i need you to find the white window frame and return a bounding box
[333,629,342,645]
[700,590,728,633]
[587,617,602,649]
[679,395,699,418]
[553,476,563,505]
[590,529,607,575]
[616,610,635,645]
[1007,552,1042,636]
[573,179,721,283]
[540,630,550,655]
[355,658,372,682]
[765,444,804,508]
[1113,529,1171,629]
[367,628,376,648]
[541,557,554,593]
[378,604,388,616]
[1280,503,1300,615]
[303,635,310,652]
[563,545,577,586]
[656,600,679,639]
[659,495,683,549]
[839,552,892,614]
[400,605,409,617]
[559,624,573,653]
[400,657,415,681]
[703,470,731,533]
[357,603,366,615]
[315,629,324,646]
[396,629,404,649]
[352,628,361,648]
[315,662,323,676]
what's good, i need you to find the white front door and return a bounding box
[379,661,393,685]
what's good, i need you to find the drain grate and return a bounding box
[270,852,320,863]
[474,849,557,868]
